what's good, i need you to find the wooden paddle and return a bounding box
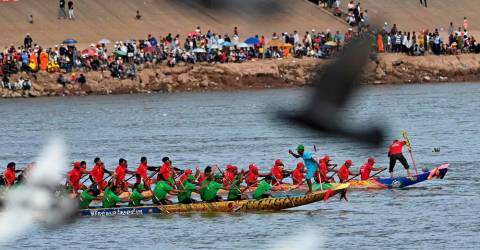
[402,129,419,175]
[369,168,386,179]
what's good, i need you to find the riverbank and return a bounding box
[2,54,480,98]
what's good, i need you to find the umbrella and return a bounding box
[192,48,206,53]
[236,42,251,48]
[81,48,97,57]
[267,39,284,47]
[114,50,127,57]
[188,31,199,37]
[63,39,78,45]
[244,37,260,45]
[222,41,233,47]
[325,41,338,46]
[98,38,111,44]
[208,44,222,49]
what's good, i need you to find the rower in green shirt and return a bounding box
[129,184,146,207]
[253,175,273,200]
[79,188,100,209]
[102,185,123,208]
[201,174,224,202]
[227,174,246,201]
[152,180,178,205]
[178,175,198,204]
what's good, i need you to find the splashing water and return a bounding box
[269,229,325,250]
[0,138,76,243]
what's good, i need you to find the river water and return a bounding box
[0,83,479,249]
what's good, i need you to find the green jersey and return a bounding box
[178,181,196,203]
[202,181,223,202]
[129,189,145,207]
[79,191,95,209]
[253,180,272,199]
[102,188,122,208]
[227,176,242,201]
[199,179,211,201]
[153,181,172,200]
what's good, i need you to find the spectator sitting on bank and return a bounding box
[77,73,86,85]
[136,10,141,20]
[57,74,68,86]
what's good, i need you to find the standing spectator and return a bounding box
[420,0,427,8]
[24,33,33,49]
[58,0,67,19]
[135,10,141,20]
[463,17,469,30]
[448,22,454,35]
[28,14,34,24]
[77,73,86,85]
[68,1,75,20]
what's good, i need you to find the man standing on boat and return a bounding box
[289,144,319,194]
[388,140,412,178]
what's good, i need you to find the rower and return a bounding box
[67,161,88,195]
[253,175,273,199]
[388,139,412,178]
[78,187,100,209]
[227,170,246,201]
[316,155,334,183]
[292,162,305,185]
[360,158,386,180]
[337,160,357,183]
[158,157,175,185]
[178,168,193,183]
[128,183,146,207]
[270,159,285,185]
[115,158,135,192]
[289,144,320,194]
[3,162,17,188]
[102,182,127,208]
[245,164,260,186]
[178,175,198,204]
[223,165,238,188]
[135,156,152,187]
[90,157,112,191]
[201,173,224,202]
[152,179,178,205]
[198,165,214,185]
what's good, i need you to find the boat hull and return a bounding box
[78,183,349,217]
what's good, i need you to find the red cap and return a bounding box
[73,161,81,168]
[275,159,284,166]
[231,166,238,172]
[249,164,258,171]
[184,169,192,175]
[322,155,331,162]
[368,157,375,164]
[345,160,353,166]
[297,162,305,169]
[226,165,233,171]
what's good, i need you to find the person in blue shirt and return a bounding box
[289,144,319,194]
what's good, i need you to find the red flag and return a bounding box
[324,189,334,202]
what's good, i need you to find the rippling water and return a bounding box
[1,83,479,249]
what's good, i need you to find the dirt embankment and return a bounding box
[3,54,480,98]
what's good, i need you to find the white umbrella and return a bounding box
[98,38,111,44]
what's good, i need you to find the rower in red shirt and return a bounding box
[115,158,135,191]
[337,160,357,183]
[223,165,237,188]
[388,139,412,178]
[158,157,175,185]
[292,162,305,185]
[136,156,149,185]
[89,157,111,191]
[245,164,260,186]
[315,155,333,183]
[360,157,386,180]
[179,168,193,183]
[67,161,89,194]
[271,159,285,185]
[3,162,17,188]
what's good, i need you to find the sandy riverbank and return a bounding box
[2,53,480,98]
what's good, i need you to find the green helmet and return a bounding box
[297,144,305,151]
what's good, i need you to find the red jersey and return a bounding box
[68,167,85,190]
[319,161,328,179]
[179,169,193,183]
[389,140,406,155]
[292,168,304,185]
[360,163,374,180]
[136,162,148,183]
[115,165,127,181]
[3,168,16,187]
[159,163,173,181]
[90,164,104,183]
[271,165,283,184]
[198,173,207,185]
[223,171,235,187]
[338,165,352,183]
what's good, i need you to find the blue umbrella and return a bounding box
[244,37,260,45]
[222,41,233,47]
[63,39,78,45]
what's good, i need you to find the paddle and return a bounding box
[271,175,295,206]
[346,173,361,182]
[369,168,386,179]
[402,129,419,175]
